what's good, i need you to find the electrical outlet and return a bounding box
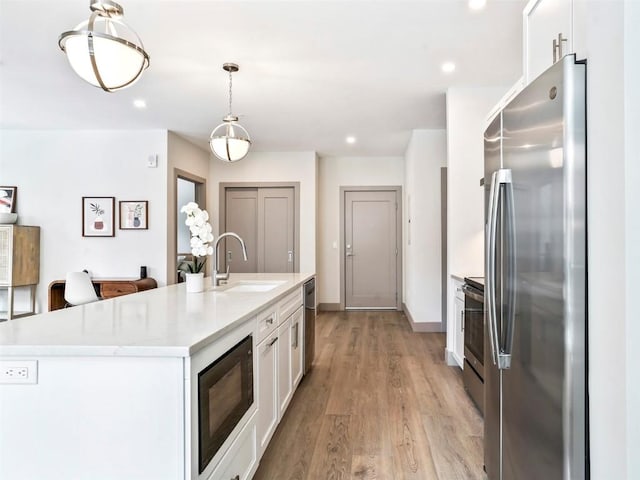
[0,360,38,384]
[147,154,158,168]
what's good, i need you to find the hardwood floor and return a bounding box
[253,311,485,480]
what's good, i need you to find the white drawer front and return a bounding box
[208,416,257,480]
[454,282,465,302]
[256,307,278,344]
[278,287,302,324]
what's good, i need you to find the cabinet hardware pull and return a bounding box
[267,337,278,347]
[231,476,240,480]
[552,32,567,63]
[266,316,274,325]
[461,310,465,332]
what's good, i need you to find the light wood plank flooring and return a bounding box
[253,311,485,480]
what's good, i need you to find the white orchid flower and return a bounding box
[180,202,199,214]
[181,202,215,273]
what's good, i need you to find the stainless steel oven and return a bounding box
[462,277,484,414]
[198,334,254,474]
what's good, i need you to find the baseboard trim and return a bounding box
[402,303,444,333]
[445,349,458,366]
[318,302,341,312]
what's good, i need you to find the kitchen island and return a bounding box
[0,272,314,480]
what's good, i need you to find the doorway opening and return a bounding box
[175,169,206,283]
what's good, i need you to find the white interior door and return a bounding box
[344,190,399,309]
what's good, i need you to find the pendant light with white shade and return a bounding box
[210,63,252,163]
[58,0,150,92]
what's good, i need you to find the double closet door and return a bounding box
[223,187,295,273]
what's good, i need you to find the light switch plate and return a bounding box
[147,154,158,168]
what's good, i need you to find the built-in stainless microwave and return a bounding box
[198,334,254,474]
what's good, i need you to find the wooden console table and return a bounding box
[48,277,158,311]
[0,225,40,320]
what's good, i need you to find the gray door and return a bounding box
[258,188,294,273]
[224,189,258,273]
[224,187,295,273]
[344,190,398,309]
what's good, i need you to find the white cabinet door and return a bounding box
[277,316,293,416]
[453,285,465,368]
[256,332,279,456]
[290,306,304,389]
[209,414,257,480]
[524,0,573,84]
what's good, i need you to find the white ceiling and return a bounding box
[0,0,525,156]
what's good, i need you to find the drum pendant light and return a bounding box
[210,63,252,163]
[58,0,150,92]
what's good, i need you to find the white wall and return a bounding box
[573,2,628,478]
[445,87,504,356]
[446,87,506,278]
[209,151,317,274]
[403,130,447,328]
[625,0,640,476]
[316,156,404,305]
[166,132,211,284]
[0,130,169,312]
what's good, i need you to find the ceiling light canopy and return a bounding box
[58,0,150,92]
[210,63,252,163]
[346,136,357,144]
[442,61,456,73]
[469,0,487,10]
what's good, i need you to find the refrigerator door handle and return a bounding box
[495,169,513,370]
[488,169,513,370]
[502,175,517,370]
[486,170,499,366]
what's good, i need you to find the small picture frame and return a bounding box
[0,186,17,213]
[82,197,115,237]
[119,201,149,230]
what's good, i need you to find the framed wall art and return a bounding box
[0,186,17,213]
[119,200,148,230]
[82,197,115,237]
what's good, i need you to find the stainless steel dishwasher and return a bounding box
[304,278,316,374]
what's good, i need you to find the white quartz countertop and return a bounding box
[0,273,314,358]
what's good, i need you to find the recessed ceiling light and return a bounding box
[469,0,487,10]
[442,62,456,73]
[133,99,147,109]
[346,136,357,144]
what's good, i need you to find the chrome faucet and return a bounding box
[212,232,248,287]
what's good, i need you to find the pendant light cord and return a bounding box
[228,69,233,117]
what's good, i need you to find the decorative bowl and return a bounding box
[0,212,18,224]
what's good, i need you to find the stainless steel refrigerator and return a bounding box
[483,54,588,480]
